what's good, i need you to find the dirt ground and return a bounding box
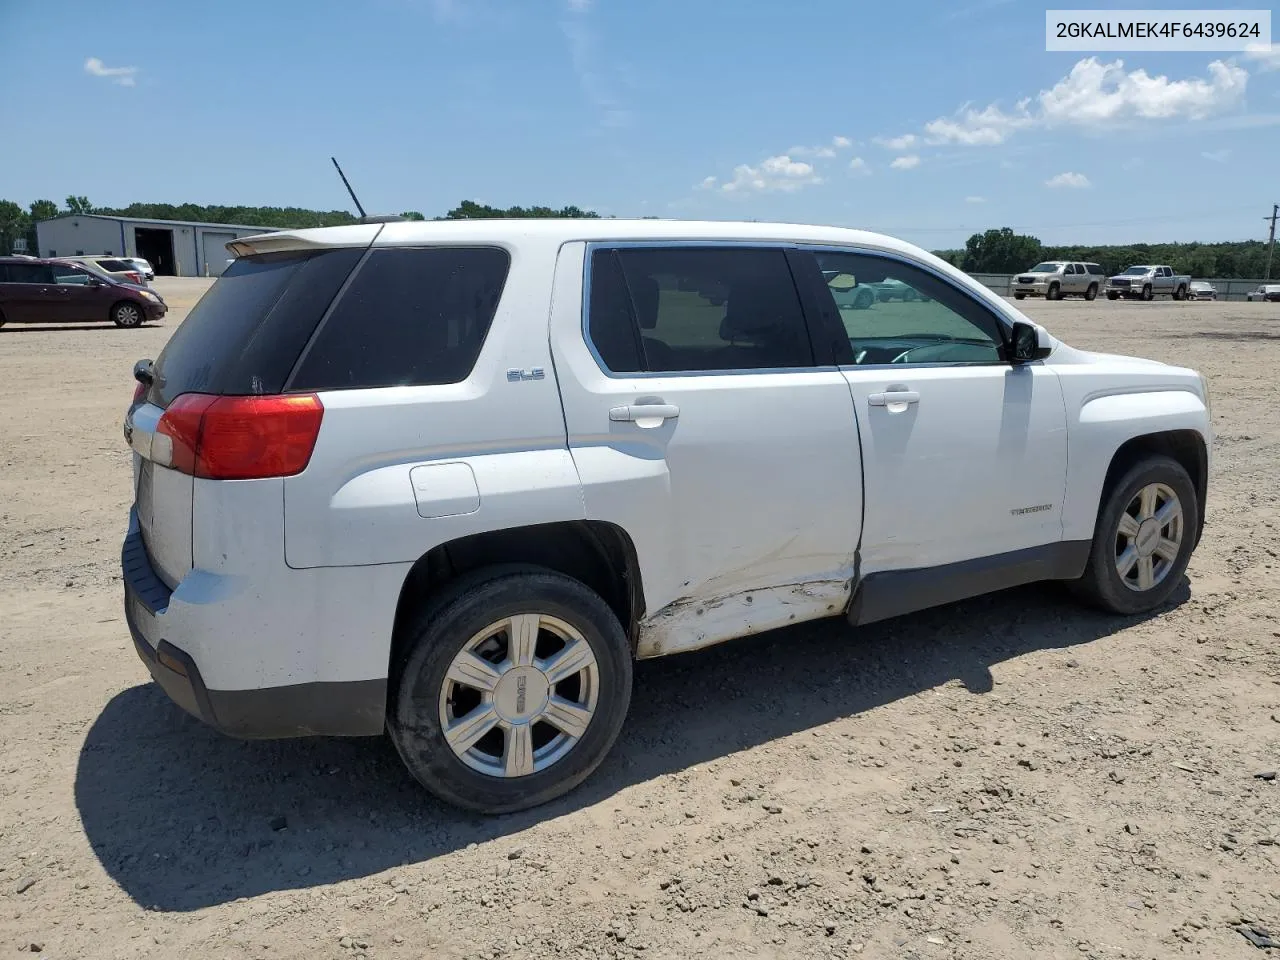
[1,281,1277,960]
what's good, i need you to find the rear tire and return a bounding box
[1174,284,1187,301]
[111,301,144,328]
[388,567,633,815]
[1084,284,1098,301]
[1070,455,1198,616]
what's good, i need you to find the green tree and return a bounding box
[400,210,426,221]
[0,200,30,254]
[29,199,58,222]
[960,227,1044,273]
[65,196,94,215]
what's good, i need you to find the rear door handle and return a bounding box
[609,403,680,423]
[868,390,920,407]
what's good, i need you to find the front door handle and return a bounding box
[609,402,680,423]
[867,390,920,407]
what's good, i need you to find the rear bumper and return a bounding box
[121,512,385,739]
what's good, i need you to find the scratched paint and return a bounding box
[636,579,852,659]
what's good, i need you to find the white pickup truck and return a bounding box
[1105,265,1191,301]
[121,219,1212,813]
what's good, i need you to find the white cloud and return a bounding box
[1045,171,1091,189]
[1039,58,1246,124]
[848,156,869,174]
[696,175,718,190]
[832,135,853,149]
[919,57,1247,149]
[84,56,137,87]
[1243,42,1280,72]
[874,133,917,150]
[889,154,921,170]
[788,143,837,159]
[965,195,986,203]
[720,154,823,193]
[1201,148,1231,162]
[566,0,592,9]
[924,101,1034,145]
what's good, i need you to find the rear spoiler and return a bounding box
[225,223,386,259]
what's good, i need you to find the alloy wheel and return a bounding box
[439,613,600,778]
[1114,482,1183,592]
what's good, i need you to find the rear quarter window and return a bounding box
[148,248,365,406]
[288,246,510,391]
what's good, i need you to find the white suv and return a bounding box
[122,220,1212,813]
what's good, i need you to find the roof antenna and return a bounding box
[331,156,368,218]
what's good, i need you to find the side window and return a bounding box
[585,246,812,373]
[808,250,1006,366]
[53,265,91,284]
[1087,264,1104,276]
[1065,264,1077,275]
[6,264,55,284]
[289,246,510,391]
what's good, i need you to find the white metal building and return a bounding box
[35,215,279,277]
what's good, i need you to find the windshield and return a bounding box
[1027,263,1059,273]
[1122,267,1151,275]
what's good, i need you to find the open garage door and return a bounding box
[201,232,236,277]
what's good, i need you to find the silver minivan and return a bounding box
[1013,261,1105,301]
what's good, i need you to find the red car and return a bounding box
[0,257,166,328]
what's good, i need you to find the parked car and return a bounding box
[1012,261,1105,301]
[125,257,156,281]
[1105,265,1190,301]
[121,219,1211,814]
[63,256,146,286]
[869,276,928,301]
[0,257,166,327]
[1187,281,1217,301]
[1246,284,1280,302]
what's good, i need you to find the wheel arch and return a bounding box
[390,520,645,675]
[1099,429,1208,546]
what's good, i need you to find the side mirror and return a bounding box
[1009,320,1051,363]
[88,277,104,287]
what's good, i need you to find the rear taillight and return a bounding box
[156,393,324,480]
[125,271,142,284]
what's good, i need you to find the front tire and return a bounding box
[1047,282,1061,301]
[388,568,633,814]
[1070,455,1199,615]
[111,301,143,327]
[1140,284,1153,302]
[1084,284,1098,301]
[1106,291,1119,301]
[1014,292,1026,300]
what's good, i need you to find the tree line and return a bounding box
[2,202,1272,279]
[933,227,1276,279]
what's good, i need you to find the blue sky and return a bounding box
[2,0,1277,248]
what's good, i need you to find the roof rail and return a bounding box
[356,215,407,224]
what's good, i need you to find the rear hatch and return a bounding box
[125,237,373,586]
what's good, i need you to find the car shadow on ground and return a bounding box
[75,580,1188,912]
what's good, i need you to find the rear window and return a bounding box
[288,246,510,391]
[148,248,365,406]
[95,259,132,272]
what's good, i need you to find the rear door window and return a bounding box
[288,246,511,391]
[4,263,54,284]
[585,245,813,373]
